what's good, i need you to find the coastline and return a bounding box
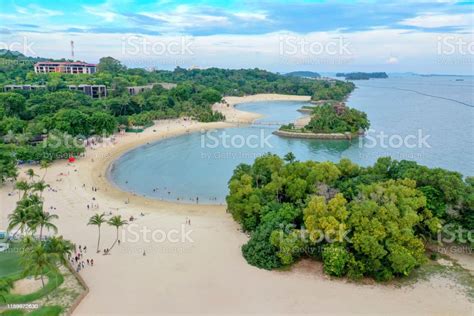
[1,93,472,315]
[99,93,312,209]
[273,129,356,140]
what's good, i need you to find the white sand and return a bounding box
[11,277,48,295]
[0,94,473,315]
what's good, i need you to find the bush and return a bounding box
[322,244,349,277]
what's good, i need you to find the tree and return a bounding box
[0,144,17,184]
[30,207,58,240]
[283,152,296,163]
[21,242,56,287]
[26,168,37,181]
[15,180,30,200]
[98,56,126,73]
[52,109,90,136]
[32,180,49,197]
[0,92,26,116]
[88,214,107,252]
[107,215,128,251]
[40,160,50,181]
[90,112,117,136]
[44,236,73,266]
[0,279,13,303]
[7,207,30,237]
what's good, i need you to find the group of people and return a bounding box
[70,245,94,273]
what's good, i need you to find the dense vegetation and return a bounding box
[311,81,354,101]
[0,51,355,178]
[285,71,321,78]
[336,72,388,80]
[226,154,473,280]
[280,103,370,134]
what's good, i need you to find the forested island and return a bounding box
[277,102,370,139]
[227,155,473,280]
[336,72,389,80]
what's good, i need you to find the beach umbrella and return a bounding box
[68,156,76,163]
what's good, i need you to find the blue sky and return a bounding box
[0,0,473,73]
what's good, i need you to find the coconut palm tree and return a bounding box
[0,279,13,303]
[15,180,30,200]
[107,215,128,252]
[26,169,37,181]
[7,207,30,238]
[88,214,106,253]
[32,181,49,198]
[20,242,56,288]
[40,160,50,181]
[44,236,73,266]
[30,207,58,240]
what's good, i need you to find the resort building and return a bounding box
[3,84,46,92]
[34,62,97,74]
[127,84,155,96]
[68,85,107,98]
[126,82,177,95]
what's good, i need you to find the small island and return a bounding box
[275,102,370,140]
[336,72,389,80]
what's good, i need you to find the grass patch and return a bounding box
[1,306,62,316]
[1,268,64,304]
[0,244,22,278]
[397,252,474,300]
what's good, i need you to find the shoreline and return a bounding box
[1,93,473,315]
[98,93,312,209]
[273,129,357,140]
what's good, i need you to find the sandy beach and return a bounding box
[1,94,473,315]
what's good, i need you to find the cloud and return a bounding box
[15,4,63,18]
[233,12,268,21]
[83,5,118,22]
[386,56,399,64]
[398,13,474,29]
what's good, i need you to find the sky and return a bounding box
[0,0,473,74]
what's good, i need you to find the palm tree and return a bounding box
[30,207,58,240]
[88,214,106,253]
[44,236,73,266]
[32,181,49,198]
[7,207,30,238]
[40,160,50,181]
[15,180,30,200]
[107,215,128,252]
[21,242,56,288]
[0,279,13,303]
[26,168,37,181]
[284,152,296,163]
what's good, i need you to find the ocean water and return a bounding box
[109,76,474,204]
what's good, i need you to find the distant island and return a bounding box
[336,72,388,80]
[285,71,321,79]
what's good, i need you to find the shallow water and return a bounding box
[110,75,474,204]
